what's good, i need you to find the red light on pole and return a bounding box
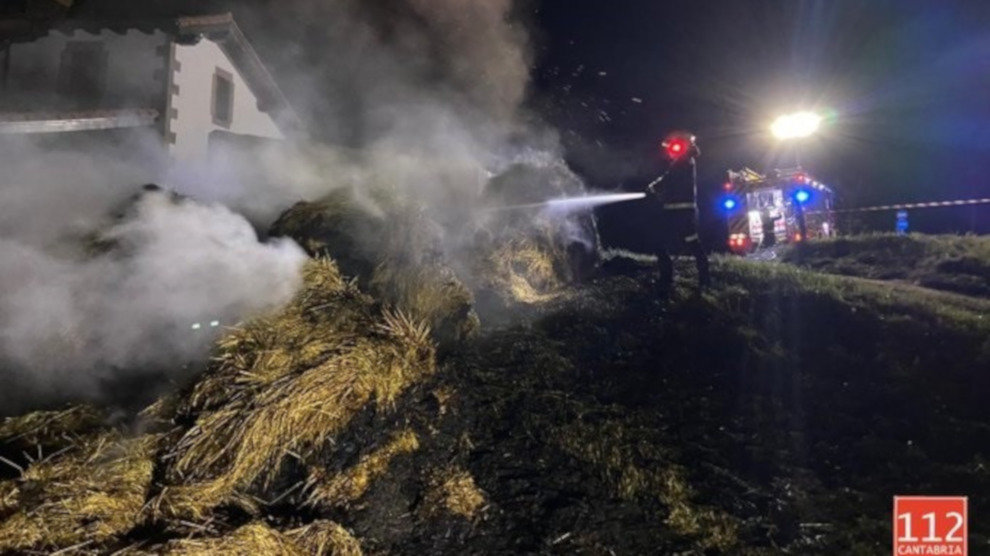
[665,138,686,159]
[661,133,695,161]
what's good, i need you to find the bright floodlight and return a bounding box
[771,111,822,139]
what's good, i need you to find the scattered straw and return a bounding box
[147,482,258,523]
[285,520,363,556]
[422,467,486,519]
[431,386,455,416]
[0,481,18,515]
[149,259,435,522]
[0,405,105,447]
[306,429,419,507]
[0,434,158,553]
[162,520,362,556]
[138,395,180,430]
[555,420,739,551]
[162,521,298,555]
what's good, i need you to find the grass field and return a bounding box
[780,233,990,297]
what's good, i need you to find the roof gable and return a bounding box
[0,12,300,133]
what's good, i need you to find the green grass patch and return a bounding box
[780,233,990,297]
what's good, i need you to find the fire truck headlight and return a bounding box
[771,111,822,139]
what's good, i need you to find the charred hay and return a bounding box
[152,259,436,523]
[306,429,420,509]
[0,258,437,553]
[270,189,479,344]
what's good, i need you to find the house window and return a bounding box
[57,41,108,106]
[212,68,234,128]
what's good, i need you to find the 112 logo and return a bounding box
[893,496,968,555]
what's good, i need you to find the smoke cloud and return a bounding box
[0,136,306,413]
[1,0,590,411]
[161,0,584,259]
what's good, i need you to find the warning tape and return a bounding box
[809,197,990,215]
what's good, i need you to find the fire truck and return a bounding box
[721,167,836,254]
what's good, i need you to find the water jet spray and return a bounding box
[493,192,646,212]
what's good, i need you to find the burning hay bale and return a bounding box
[484,236,570,304]
[369,258,478,344]
[0,257,437,552]
[269,190,387,282]
[477,162,599,305]
[150,258,437,523]
[270,189,479,344]
[0,433,158,554]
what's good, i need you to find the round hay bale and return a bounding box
[270,190,479,344]
[475,161,600,305]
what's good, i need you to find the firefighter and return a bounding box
[646,133,710,298]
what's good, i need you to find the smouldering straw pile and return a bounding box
[0,258,435,554]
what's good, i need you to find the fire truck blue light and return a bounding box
[720,195,740,212]
[794,189,811,204]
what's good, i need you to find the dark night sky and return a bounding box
[530,0,990,238]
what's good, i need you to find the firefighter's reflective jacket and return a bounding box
[650,154,698,214]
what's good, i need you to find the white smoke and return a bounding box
[0,136,306,412]
[0,0,590,411]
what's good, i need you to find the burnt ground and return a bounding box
[2,255,988,554]
[324,256,990,554]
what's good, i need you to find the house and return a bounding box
[0,10,298,168]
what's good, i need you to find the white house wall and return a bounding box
[3,29,168,111]
[168,38,283,166]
